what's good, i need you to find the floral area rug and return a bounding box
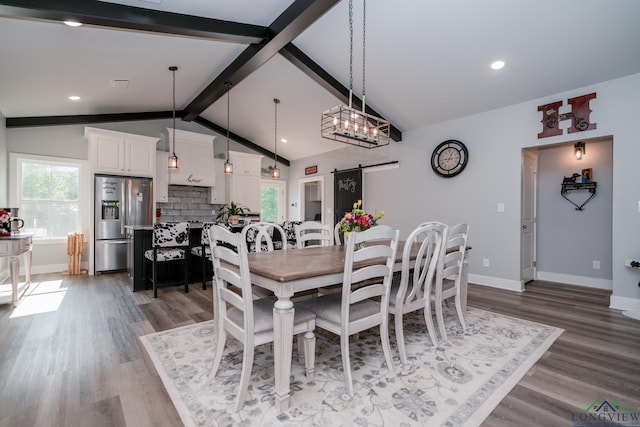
[140,307,562,427]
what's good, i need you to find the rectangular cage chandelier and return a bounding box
[321,105,390,148]
[320,0,390,149]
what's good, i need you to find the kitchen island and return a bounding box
[125,224,204,292]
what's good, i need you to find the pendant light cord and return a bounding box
[348,0,353,108]
[274,98,279,168]
[225,82,232,162]
[171,66,177,157]
[362,0,366,112]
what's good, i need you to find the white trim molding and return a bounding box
[536,271,612,290]
[610,295,640,312]
[468,274,524,292]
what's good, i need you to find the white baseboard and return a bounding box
[610,295,640,311]
[468,274,524,292]
[536,271,612,290]
[28,262,89,275]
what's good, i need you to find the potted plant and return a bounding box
[216,201,248,224]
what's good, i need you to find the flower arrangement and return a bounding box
[338,200,384,233]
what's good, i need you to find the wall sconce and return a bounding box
[574,141,585,160]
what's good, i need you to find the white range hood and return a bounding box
[166,128,216,187]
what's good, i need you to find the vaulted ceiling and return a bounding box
[1,0,640,163]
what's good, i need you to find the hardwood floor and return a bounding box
[0,274,638,427]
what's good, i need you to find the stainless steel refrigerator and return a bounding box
[95,175,153,273]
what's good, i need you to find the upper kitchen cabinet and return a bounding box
[225,151,263,213]
[85,127,159,177]
[155,151,170,203]
[166,128,216,187]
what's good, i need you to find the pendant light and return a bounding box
[574,141,586,160]
[272,98,281,179]
[168,66,179,170]
[223,82,233,174]
[320,0,390,149]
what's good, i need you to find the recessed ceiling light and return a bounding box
[281,138,288,143]
[68,95,81,101]
[63,21,82,27]
[491,60,505,70]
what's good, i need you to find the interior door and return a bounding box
[299,176,324,223]
[521,149,537,283]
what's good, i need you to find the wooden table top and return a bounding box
[246,242,471,284]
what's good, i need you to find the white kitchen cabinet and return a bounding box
[210,158,228,204]
[155,151,169,203]
[166,128,216,187]
[85,127,158,177]
[223,151,263,213]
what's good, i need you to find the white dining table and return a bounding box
[246,242,469,412]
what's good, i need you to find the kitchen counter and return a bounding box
[125,222,205,231]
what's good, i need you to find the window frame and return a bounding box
[9,152,89,245]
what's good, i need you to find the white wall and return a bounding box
[288,73,640,310]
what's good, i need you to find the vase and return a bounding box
[344,231,366,250]
[229,215,240,225]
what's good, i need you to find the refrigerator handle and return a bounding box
[121,180,126,236]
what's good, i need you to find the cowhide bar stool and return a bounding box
[144,222,190,298]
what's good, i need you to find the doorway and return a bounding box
[260,179,287,223]
[298,176,325,223]
[521,137,613,289]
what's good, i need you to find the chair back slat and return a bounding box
[342,225,399,324]
[397,221,447,311]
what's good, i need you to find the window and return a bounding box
[10,153,89,242]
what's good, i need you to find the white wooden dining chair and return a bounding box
[434,223,470,341]
[209,226,316,412]
[190,222,233,290]
[241,221,287,252]
[388,221,447,365]
[297,224,399,396]
[334,222,343,246]
[295,221,334,248]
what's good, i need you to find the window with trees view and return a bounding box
[10,154,88,240]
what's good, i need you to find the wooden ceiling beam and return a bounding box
[0,0,267,44]
[182,0,340,121]
[280,43,402,142]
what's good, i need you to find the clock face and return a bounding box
[431,140,468,178]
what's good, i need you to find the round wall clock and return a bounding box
[431,139,469,178]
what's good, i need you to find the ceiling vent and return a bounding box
[110,79,130,88]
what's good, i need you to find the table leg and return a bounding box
[9,256,19,307]
[273,296,294,413]
[24,249,32,292]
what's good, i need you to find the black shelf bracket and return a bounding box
[560,181,597,211]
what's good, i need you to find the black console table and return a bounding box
[560,181,597,211]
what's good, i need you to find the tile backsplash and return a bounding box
[156,185,223,223]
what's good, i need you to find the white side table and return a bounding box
[0,233,33,306]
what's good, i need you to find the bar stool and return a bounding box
[144,222,190,298]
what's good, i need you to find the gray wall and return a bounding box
[287,73,640,311]
[536,139,613,285]
[0,111,6,206]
